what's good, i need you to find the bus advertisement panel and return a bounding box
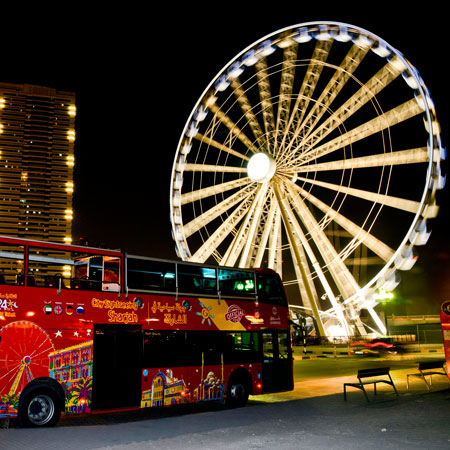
[0,235,293,427]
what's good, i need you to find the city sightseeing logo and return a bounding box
[225,304,245,324]
[442,301,450,316]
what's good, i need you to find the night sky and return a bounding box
[1,4,448,315]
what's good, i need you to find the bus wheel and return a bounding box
[226,378,249,408]
[19,388,61,427]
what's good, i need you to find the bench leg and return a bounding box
[362,386,369,402]
[388,375,399,397]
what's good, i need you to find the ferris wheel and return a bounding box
[169,22,445,337]
[0,321,54,399]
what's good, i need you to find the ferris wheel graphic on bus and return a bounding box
[0,321,54,404]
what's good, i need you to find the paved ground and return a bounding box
[2,352,449,450]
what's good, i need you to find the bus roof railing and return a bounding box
[0,235,122,257]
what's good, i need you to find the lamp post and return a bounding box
[374,289,394,336]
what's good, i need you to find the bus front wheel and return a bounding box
[19,388,61,427]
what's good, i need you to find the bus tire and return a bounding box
[18,386,61,427]
[226,375,250,408]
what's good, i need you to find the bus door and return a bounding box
[92,324,142,411]
[261,331,293,393]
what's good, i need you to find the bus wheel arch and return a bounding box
[226,368,252,408]
[18,377,65,427]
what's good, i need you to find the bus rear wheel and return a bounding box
[19,388,61,427]
[226,378,249,408]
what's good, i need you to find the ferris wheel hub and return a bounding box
[247,153,276,182]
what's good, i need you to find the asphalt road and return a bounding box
[2,354,449,450]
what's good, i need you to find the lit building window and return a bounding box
[67,130,75,141]
[66,155,75,167]
[65,182,74,193]
[68,105,76,117]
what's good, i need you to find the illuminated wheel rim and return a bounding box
[170,22,444,336]
[0,321,55,400]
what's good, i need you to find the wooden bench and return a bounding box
[344,367,398,402]
[406,360,449,391]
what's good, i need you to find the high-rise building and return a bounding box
[0,82,76,244]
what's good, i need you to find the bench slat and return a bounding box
[417,360,445,371]
[357,367,390,378]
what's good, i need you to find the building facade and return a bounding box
[0,82,75,244]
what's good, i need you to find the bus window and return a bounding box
[143,331,187,367]
[127,258,176,292]
[0,241,24,285]
[89,256,103,289]
[218,269,255,298]
[177,264,217,296]
[73,256,121,291]
[226,332,260,363]
[27,246,75,289]
[256,273,286,305]
[103,257,120,292]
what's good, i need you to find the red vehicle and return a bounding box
[0,235,293,427]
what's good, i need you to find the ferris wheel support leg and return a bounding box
[366,305,387,336]
[273,183,326,337]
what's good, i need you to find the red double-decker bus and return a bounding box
[0,235,293,427]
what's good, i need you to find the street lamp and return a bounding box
[374,289,395,335]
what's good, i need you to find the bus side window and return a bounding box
[218,269,255,298]
[177,265,217,296]
[127,258,176,292]
[256,273,286,305]
[102,257,120,292]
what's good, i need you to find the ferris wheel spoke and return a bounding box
[298,147,429,173]
[300,58,403,150]
[298,98,423,166]
[183,186,255,238]
[194,132,250,161]
[220,184,269,267]
[288,180,395,262]
[29,345,54,360]
[252,194,278,268]
[278,39,332,158]
[239,184,272,267]
[289,236,320,310]
[190,194,256,263]
[208,103,260,154]
[230,77,266,149]
[298,44,370,144]
[194,133,250,161]
[284,181,360,300]
[183,163,247,173]
[273,41,298,156]
[297,176,422,214]
[265,206,282,273]
[0,364,21,382]
[255,57,276,151]
[180,177,252,205]
[273,182,335,336]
